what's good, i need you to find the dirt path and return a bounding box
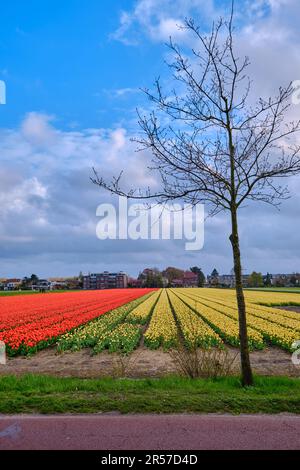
[0,345,299,378]
[278,306,300,313]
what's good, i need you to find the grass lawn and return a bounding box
[245,287,300,294]
[0,374,300,414]
[0,290,81,296]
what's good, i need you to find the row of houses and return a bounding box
[128,268,199,288]
[0,278,81,291]
[0,278,23,291]
[270,273,300,287]
[83,269,199,289]
[0,278,53,291]
[207,273,300,288]
[1,273,129,291]
[2,270,300,291]
[84,269,300,289]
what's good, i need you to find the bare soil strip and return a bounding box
[1,345,299,378]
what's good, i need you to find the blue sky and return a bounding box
[1,0,300,278]
[0,0,166,130]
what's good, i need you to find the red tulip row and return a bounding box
[0,289,155,355]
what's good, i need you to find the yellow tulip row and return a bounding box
[93,323,141,354]
[245,291,300,307]
[188,287,300,311]
[174,290,264,350]
[246,303,300,321]
[144,289,178,349]
[168,290,222,348]
[213,298,300,332]
[126,289,162,324]
[176,289,299,351]
[180,290,300,329]
[57,291,154,352]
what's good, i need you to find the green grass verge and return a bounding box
[0,374,299,414]
[245,288,300,294]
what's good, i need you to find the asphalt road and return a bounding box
[0,414,300,450]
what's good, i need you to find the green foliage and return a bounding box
[93,323,141,354]
[162,267,185,286]
[57,292,153,352]
[1,374,300,414]
[190,267,206,287]
[264,272,272,287]
[248,271,264,288]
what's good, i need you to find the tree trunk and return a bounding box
[230,205,254,386]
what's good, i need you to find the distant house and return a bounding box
[183,271,198,287]
[171,271,198,288]
[171,279,184,288]
[4,279,22,290]
[270,274,299,287]
[83,271,128,290]
[141,268,155,277]
[50,281,68,290]
[217,274,234,287]
[128,277,142,288]
[64,278,82,290]
[207,273,250,288]
[31,280,51,291]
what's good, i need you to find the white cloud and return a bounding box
[115,88,138,97]
[21,112,57,147]
[0,112,159,274]
[112,0,217,45]
[155,18,185,40]
[111,11,138,46]
[0,176,47,215]
[112,0,299,49]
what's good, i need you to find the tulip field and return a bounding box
[0,289,156,355]
[1,287,300,356]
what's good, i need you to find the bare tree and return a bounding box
[91,1,300,386]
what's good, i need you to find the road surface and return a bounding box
[0,414,300,450]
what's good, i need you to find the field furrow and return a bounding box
[168,290,222,348]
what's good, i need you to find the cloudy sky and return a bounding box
[0,0,300,278]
